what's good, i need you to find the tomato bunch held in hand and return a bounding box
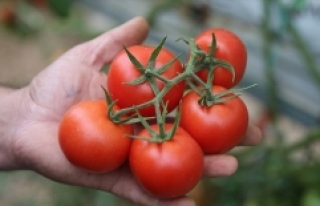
[58,27,251,199]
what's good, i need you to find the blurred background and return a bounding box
[0,0,320,205]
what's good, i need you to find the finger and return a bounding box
[238,124,262,146]
[68,16,149,69]
[36,151,195,206]
[156,197,196,206]
[108,168,196,206]
[203,155,238,178]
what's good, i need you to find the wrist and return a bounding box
[0,86,23,170]
[0,86,15,96]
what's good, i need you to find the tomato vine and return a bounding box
[105,31,251,142]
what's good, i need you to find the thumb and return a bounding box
[66,16,149,69]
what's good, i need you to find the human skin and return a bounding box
[0,17,262,206]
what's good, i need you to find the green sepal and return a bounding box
[166,101,182,141]
[126,134,163,143]
[208,33,217,56]
[214,59,236,83]
[123,46,145,73]
[148,36,167,67]
[101,86,113,106]
[176,37,190,44]
[124,75,147,86]
[157,54,182,74]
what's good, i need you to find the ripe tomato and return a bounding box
[129,124,204,199]
[107,45,185,117]
[28,0,47,8]
[0,3,16,26]
[195,28,247,88]
[59,100,133,173]
[180,85,248,154]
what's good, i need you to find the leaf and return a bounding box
[47,0,72,18]
[301,189,320,206]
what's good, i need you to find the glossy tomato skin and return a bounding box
[59,100,133,173]
[195,28,247,89]
[129,124,204,199]
[107,45,185,117]
[180,85,248,154]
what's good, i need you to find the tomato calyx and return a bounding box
[103,85,182,143]
[101,86,154,125]
[180,34,236,83]
[195,84,257,107]
[198,34,235,78]
[128,104,182,143]
[124,37,180,86]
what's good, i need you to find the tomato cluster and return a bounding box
[58,28,249,199]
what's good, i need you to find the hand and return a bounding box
[1,17,262,206]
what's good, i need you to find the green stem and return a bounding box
[287,21,320,91]
[284,128,320,154]
[186,79,202,95]
[148,77,166,139]
[262,0,279,122]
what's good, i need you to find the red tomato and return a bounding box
[180,85,248,154]
[195,28,247,88]
[28,0,47,8]
[129,124,204,199]
[107,45,185,117]
[59,100,133,173]
[0,3,16,26]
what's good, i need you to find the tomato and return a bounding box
[28,0,47,8]
[129,124,204,199]
[0,3,16,26]
[59,100,133,173]
[180,85,248,154]
[195,28,247,88]
[107,45,185,117]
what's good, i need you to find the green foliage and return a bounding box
[146,0,191,26]
[207,127,320,206]
[47,0,72,18]
[302,189,320,206]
